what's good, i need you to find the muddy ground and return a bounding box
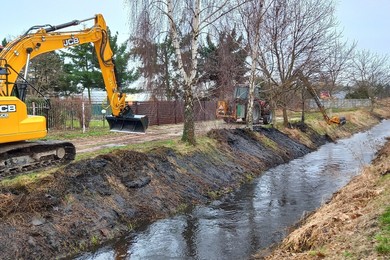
[0,107,388,259]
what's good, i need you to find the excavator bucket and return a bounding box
[106,114,148,133]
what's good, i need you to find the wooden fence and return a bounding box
[27,98,372,130]
[27,99,218,130]
[130,100,217,126]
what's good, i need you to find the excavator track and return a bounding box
[0,140,76,179]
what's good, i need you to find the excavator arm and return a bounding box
[298,73,346,125]
[0,14,148,132]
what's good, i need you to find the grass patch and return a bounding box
[256,133,278,150]
[376,207,390,254]
[0,170,54,188]
[90,235,100,246]
[342,251,354,258]
[307,247,326,258]
[207,187,234,200]
[74,135,218,161]
[379,207,390,228]
[207,190,221,200]
[244,172,256,182]
[47,126,112,140]
[174,203,189,214]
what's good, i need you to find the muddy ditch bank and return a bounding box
[0,117,381,259]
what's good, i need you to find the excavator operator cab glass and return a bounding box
[0,67,8,75]
[13,83,28,101]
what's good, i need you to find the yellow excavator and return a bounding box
[0,14,148,177]
[298,73,346,125]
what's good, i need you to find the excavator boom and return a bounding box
[299,73,346,125]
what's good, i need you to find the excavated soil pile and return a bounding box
[0,125,330,259]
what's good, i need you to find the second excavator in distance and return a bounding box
[0,14,148,177]
[298,72,346,125]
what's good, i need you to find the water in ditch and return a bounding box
[78,120,390,260]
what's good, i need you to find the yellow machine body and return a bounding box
[0,97,46,143]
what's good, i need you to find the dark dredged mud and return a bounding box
[0,124,340,259]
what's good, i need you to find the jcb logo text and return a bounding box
[0,104,16,113]
[63,37,80,47]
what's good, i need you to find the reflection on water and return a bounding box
[78,120,390,260]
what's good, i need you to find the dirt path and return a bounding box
[71,120,239,153]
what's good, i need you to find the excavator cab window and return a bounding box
[0,67,8,75]
[12,83,28,102]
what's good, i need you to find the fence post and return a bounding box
[174,100,177,124]
[156,100,160,126]
[203,100,206,121]
[82,101,86,133]
[71,104,74,130]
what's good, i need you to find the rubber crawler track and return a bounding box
[0,140,76,179]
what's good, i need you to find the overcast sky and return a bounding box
[336,0,390,56]
[0,0,130,44]
[1,0,389,56]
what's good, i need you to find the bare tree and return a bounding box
[257,0,339,126]
[128,0,250,144]
[130,9,159,95]
[132,34,181,100]
[349,50,390,107]
[320,39,356,96]
[238,0,266,130]
[198,29,248,100]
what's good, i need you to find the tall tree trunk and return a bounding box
[281,91,289,127]
[245,0,264,131]
[247,41,259,130]
[167,0,199,145]
[181,84,196,145]
[282,107,289,127]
